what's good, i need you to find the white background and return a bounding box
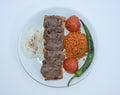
[0,0,120,95]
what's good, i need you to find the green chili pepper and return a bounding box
[67,19,94,86]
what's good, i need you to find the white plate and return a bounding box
[18,7,95,88]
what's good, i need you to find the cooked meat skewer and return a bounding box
[41,15,66,80]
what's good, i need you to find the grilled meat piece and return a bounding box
[41,64,63,80]
[44,27,64,40]
[44,42,64,51]
[44,51,65,61]
[42,59,62,66]
[44,15,64,28]
[43,51,65,66]
[44,39,63,45]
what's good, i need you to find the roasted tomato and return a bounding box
[65,15,81,32]
[63,57,78,73]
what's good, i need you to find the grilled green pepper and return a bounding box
[67,19,94,86]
